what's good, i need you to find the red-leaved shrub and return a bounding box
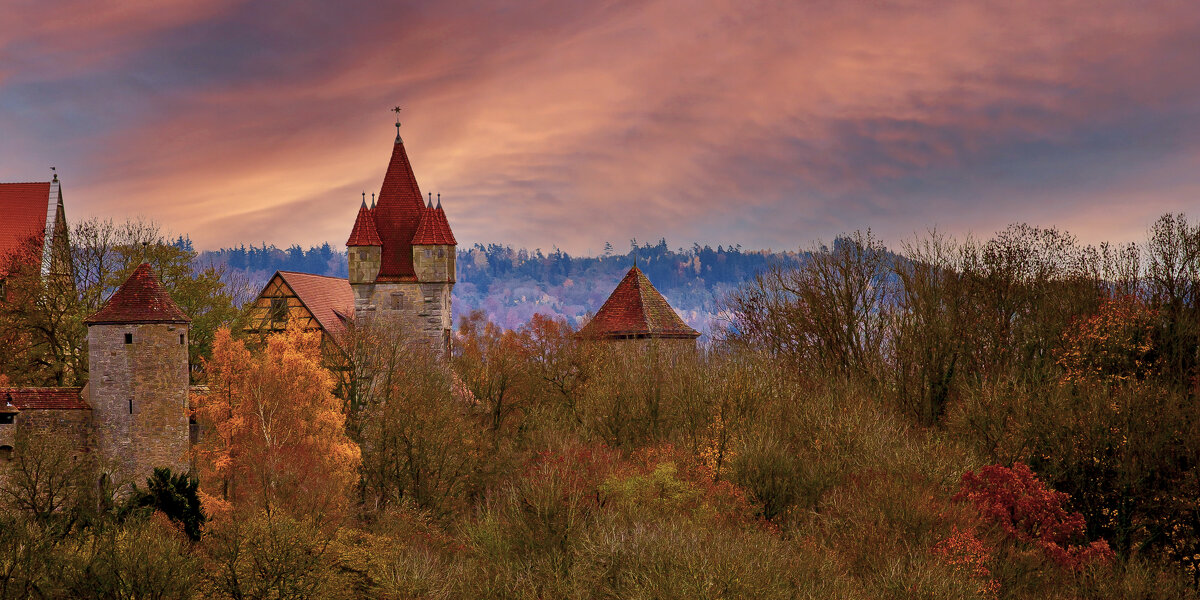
[955,463,1114,570]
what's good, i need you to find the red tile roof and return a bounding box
[84,263,191,325]
[434,205,457,245]
[371,139,426,279]
[411,205,457,245]
[579,266,700,340]
[0,387,89,410]
[346,203,381,246]
[276,271,354,339]
[0,182,52,270]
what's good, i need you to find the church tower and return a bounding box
[84,263,190,484]
[348,114,456,353]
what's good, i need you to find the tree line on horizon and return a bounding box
[198,238,803,335]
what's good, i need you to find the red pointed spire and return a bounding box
[412,196,457,246]
[84,263,190,325]
[372,137,425,279]
[346,202,381,246]
[579,266,699,339]
[432,204,456,245]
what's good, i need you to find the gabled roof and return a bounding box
[0,182,54,273]
[276,271,354,339]
[371,139,426,279]
[85,263,190,325]
[346,203,381,246]
[412,205,457,245]
[579,266,700,340]
[0,387,89,410]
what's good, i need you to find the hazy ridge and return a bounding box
[198,239,805,336]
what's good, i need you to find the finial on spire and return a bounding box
[436,192,442,209]
[426,192,433,209]
[361,191,367,208]
[392,106,403,143]
[50,166,57,182]
[371,193,376,209]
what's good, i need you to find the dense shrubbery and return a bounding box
[3,215,1200,597]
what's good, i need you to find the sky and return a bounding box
[3,0,1200,255]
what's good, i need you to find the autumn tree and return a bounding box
[0,234,85,385]
[455,310,527,435]
[889,230,969,425]
[193,325,360,518]
[346,315,482,517]
[510,313,593,425]
[723,230,894,383]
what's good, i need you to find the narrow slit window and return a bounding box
[179,333,185,345]
[128,398,133,414]
[124,333,133,344]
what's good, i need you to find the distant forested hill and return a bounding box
[199,239,804,336]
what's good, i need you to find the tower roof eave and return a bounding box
[84,263,190,325]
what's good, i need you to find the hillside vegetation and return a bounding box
[1,217,1199,598]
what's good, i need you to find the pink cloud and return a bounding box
[5,0,1200,253]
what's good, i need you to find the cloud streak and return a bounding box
[3,0,1200,253]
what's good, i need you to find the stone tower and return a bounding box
[84,263,190,484]
[347,123,457,353]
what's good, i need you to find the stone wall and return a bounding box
[412,244,455,283]
[348,246,381,284]
[353,280,453,353]
[0,409,91,454]
[88,322,190,486]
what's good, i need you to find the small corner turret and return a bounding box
[412,192,457,284]
[347,193,382,285]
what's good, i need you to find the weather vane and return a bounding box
[392,106,403,142]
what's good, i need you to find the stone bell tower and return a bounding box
[84,263,190,484]
[347,115,457,354]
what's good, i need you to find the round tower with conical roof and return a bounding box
[84,263,191,484]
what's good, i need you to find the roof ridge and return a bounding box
[634,269,656,334]
[277,270,349,280]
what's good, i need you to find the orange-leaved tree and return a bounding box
[193,325,360,518]
[1055,294,1157,387]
